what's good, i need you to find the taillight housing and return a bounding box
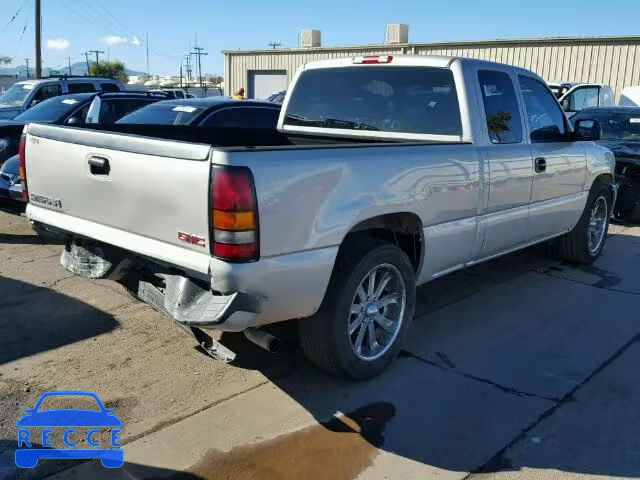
[211,167,259,262]
[18,133,28,202]
[353,55,394,64]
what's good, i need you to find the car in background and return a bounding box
[116,97,281,128]
[547,81,615,117]
[0,76,124,119]
[266,90,286,104]
[619,86,640,107]
[572,107,640,222]
[0,91,169,202]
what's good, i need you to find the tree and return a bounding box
[89,60,128,83]
[0,56,12,66]
[207,75,223,86]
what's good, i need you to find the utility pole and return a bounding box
[35,0,42,78]
[268,41,282,49]
[184,55,192,82]
[89,50,104,67]
[67,56,72,75]
[24,58,30,79]
[83,52,90,73]
[146,33,149,76]
[190,46,208,89]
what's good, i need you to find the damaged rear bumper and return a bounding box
[61,240,262,332]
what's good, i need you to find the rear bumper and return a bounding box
[58,236,338,332]
[0,178,23,201]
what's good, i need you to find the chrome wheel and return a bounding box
[587,196,608,254]
[348,263,406,361]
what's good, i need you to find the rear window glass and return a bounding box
[284,66,462,137]
[116,103,204,125]
[68,83,96,93]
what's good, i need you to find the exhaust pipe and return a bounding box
[243,328,282,353]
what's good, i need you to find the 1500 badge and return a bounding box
[30,193,62,209]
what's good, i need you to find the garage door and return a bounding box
[248,70,288,100]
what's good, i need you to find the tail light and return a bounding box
[211,167,258,262]
[18,133,28,202]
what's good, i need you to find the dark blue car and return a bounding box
[15,391,123,468]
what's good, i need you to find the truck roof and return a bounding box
[300,54,544,79]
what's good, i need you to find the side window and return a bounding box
[200,108,279,129]
[478,70,523,144]
[565,87,599,112]
[66,104,91,124]
[100,83,120,92]
[519,76,567,143]
[99,99,154,124]
[68,83,96,93]
[32,84,62,103]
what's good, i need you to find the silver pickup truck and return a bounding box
[23,55,616,379]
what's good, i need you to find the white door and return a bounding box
[249,70,287,100]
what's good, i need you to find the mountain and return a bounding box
[0,61,147,79]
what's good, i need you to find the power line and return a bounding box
[0,0,28,36]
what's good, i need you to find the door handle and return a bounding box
[88,156,110,175]
[534,157,547,173]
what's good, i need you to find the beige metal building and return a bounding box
[223,33,640,100]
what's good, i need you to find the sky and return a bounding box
[0,0,638,77]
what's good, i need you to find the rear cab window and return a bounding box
[200,107,280,128]
[283,66,462,139]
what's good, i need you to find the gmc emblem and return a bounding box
[178,232,206,248]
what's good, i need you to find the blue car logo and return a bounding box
[15,391,123,469]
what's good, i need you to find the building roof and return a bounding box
[223,35,640,55]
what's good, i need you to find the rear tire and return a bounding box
[299,237,416,380]
[548,184,611,264]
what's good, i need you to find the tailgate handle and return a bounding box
[88,156,110,175]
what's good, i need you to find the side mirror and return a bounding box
[27,99,39,109]
[66,116,81,125]
[573,119,600,141]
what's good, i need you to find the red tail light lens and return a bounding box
[211,167,258,262]
[18,133,28,202]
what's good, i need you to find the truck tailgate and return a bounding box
[25,123,214,274]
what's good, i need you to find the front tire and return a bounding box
[299,237,416,380]
[549,184,611,264]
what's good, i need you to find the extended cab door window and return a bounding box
[478,70,523,144]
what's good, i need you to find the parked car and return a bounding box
[0,91,168,201]
[266,90,286,104]
[547,82,615,117]
[572,107,640,222]
[0,76,124,120]
[115,97,281,128]
[23,55,615,380]
[618,86,640,107]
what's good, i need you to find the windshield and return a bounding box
[0,83,34,107]
[574,111,640,141]
[14,95,88,123]
[283,66,462,137]
[116,103,204,125]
